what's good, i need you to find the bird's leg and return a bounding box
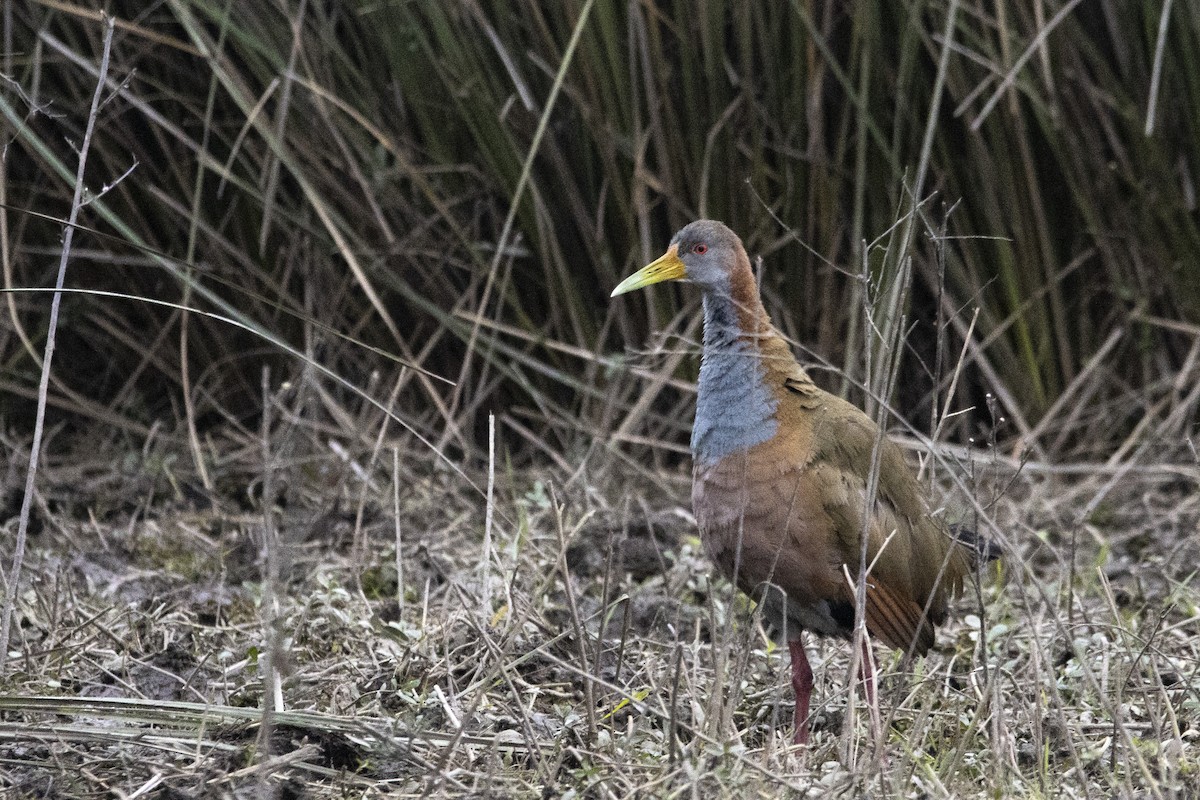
[857,637,876,705]
[789,637,814,745]
[858,637,881,740]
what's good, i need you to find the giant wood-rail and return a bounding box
[611,220,994,744]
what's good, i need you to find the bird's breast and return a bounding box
[691,342,779,464]
[691,445,839,612]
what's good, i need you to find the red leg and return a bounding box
[858,637,876,706]
[858,637,881,739]
[789,638,814,744]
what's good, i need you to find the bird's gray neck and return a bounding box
[691,292,779,464]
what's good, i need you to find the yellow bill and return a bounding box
[610,243,686,297]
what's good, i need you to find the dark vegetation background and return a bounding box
[3,1,1197,469]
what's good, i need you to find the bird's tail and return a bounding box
[949,523,1001,564]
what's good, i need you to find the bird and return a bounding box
[611,219,994,744]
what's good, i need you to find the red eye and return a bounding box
[693,243,708,255]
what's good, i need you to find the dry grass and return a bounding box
[0,418,1197,798]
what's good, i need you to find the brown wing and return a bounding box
[780,370,969,653]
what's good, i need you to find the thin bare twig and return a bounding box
[0,14,116,674]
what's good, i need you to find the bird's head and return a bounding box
[611,219,745,297]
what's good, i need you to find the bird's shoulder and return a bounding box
[774,366,929,520]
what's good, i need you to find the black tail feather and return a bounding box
[949,523,1001,563]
